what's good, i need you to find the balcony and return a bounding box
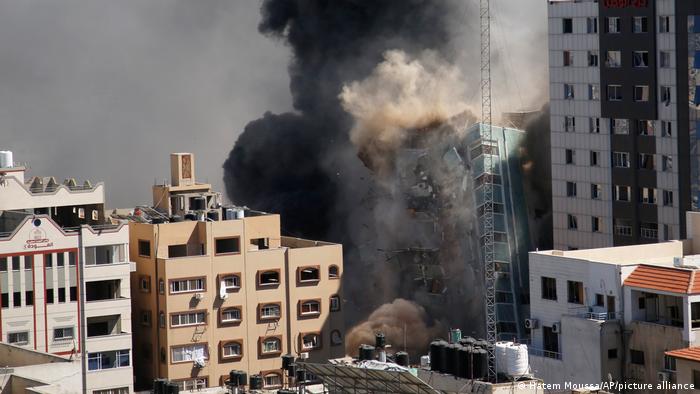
[85,280,122,302]
[568,306,622,321]
[87,315,126,338]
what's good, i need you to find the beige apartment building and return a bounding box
[128,153,344,391]
[0,151,134,394]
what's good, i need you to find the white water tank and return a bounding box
[0,151,13,168]
[235,208,244,219]
[495,341,512,374]
[505,343,529,377]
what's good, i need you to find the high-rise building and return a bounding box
[0,151,134,394]
[548,0,700,250]
[126,153,344,391]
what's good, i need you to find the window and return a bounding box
[140,276,151,292]
[78,208,85,219]
[660,51,671,68]
[662,121,672,137]
[45,289,54,304]
[591,184,602,200]
[590,151,600,166]
[608,348,618,359]
[543,326,559,357]
[57,288,65,303]
[589,117,600,133]
[176,379,207,392]
[663,190,674,206]
[566,182,577,197]
[606,17,621,33]
[93,388,129,394]
[661,86,672,104]
[638,120,654,136]
[141,311,152,327]
[138,240,150,257]
[633,16,648,33]
[607,84,623,101]
[56,253,64,267]
[171,343,208,363]
[587,17,598,34]
[567,214,578,230]
[250,237,270,250]
[563,18,573,33]
[85,244,125,265]
[263,373,282,388]
[564,84,575,99]
[261,337,281,354]
[640,223,658,239]
[595,294,605,307]
[260,304,281,320]
[221,275,241,291]
[258,270,280,286]
[614,219,633,236]
[222,342,242,358]
[614,185,631,202]
[611,119,629,134]
[632,51,649,68]
[53,327,74,341]
[159,279,165,295]
[328,265,339,279]
[88,350,130,371]
[299,267,320,282]
[565,149,575,165]
[541,277,557,300]
[91,210,99,221]
[606,51,621,67]
[563,51,573,67]
[331,330,343,346]
[25,291,33,306]
[630,349,645,365]
[640,187,657,204]
[567,281,583,304]
[662,155,673,171]
[613,152,630,168]
[564,116,575,132]
[588,84,599,100]
[592,217,601,233]
[169,278,205,293]
[8,331,28,345]
[300,300,321,316]
[330,295,341,311]
[588,50,599,66]
[659,16,670,33]
[665,355,677,371]
[301,333,321,350]
[633,85,649,102]
[0,257,6,272]
[11,292,20,307]
[221,307,242,323]
[215,237,240,254]
[170,311,206,327]
[638,153,654,170]
[69,286,76,302]
[11,256,19,271]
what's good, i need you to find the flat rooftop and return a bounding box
[532,240,685,267]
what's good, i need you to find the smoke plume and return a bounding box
[345,299,444,358]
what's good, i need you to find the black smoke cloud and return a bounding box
[223,0,466,239]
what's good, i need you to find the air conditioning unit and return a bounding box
[193,357,207,368]
[194,292,205,301]
[552,322,561,333]
[219,282,228,300]
[657,371,671,382]
[299,352,309,360]
[524,318,539,329]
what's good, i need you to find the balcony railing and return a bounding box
[568,306,622,321]
[528,347,562,360]
[640,228,658,239]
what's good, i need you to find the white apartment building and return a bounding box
[0,152,134,393]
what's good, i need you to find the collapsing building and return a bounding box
[387,121,531,340]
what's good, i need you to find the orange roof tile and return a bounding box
[623,265,698,294]
[666,347,700,363]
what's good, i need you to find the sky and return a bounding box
[0,0,547,209]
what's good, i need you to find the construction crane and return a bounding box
[479,0,497,383]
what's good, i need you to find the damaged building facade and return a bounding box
[388,122,531,340]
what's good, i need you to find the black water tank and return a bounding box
[278,390,296,394]
[474,339,489,348]
[170,215,183,222]
[458,346,471,379]
[395,351,409,367]
[249,374,264,390]
[153,379,168,394]
[429,341,442,371]
[151,217,165,224]
[184,212,197,221]
[229,370,247,387]
[459,336,476,347]
[165,382,179,394]
[191,197,206,211]
[286,363,297,377]
[282,354,295,369]
[296,368,307,382]
[375,332,386,348]
[472,348,487,380]
[359,344,375,361]
[207,210,220,221]
[446,343,462,376]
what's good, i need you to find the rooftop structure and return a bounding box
[127,153,345,392]
[0,342,81,393]
[0,151,134,393]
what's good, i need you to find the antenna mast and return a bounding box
[480,0,497,383]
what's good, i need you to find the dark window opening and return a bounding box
[299,267,320,282]
[138,240,151,257]
[58,288,66,303]
[259,271,280,286]
[563,18,573,33]
[86,280,120,302]
[56,253,64,267]
[595,294,604,307]
[328,265,339,279]
[567,281,583,304]
[215,237,240,254]
[25,291,33,306]
[608,348,618,359]
[70,287,77,302]
[630,349,645,365]
[12,292,20,308]
[44,254,52,268]
[168,244,188,258]
[541,277,557,300]
[251,238,269,250]
[543,326,559,356]
[12,256,20,271]
[46,289,54,304]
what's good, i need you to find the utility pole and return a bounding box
[479,0,497,383]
